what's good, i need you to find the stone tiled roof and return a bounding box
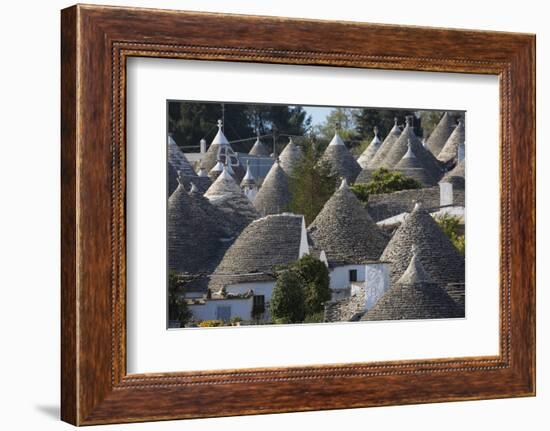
[318,132,361,182]
[211,214,305,288]
[367,118,402,169]
[357,127,382,169]
[426,112,455,156]
[278,138,303,176]
[380,203,465,286]
[167,180,228,276]
[443,283,465,313]
[361,251,461,321]
[253,161,291,216]
[168,162,178,197]
[366,185,466,223]
[308,179,388,265]
[394,142,437,186]
[240,161,257,188]
[248,137,271,157]
[355,167,377,184]
[204,166,259,233]
[199,122,245,181]
[381,118,443,180]
[438,119,465,163]
[324,289,366,322]
[168,135,197,176]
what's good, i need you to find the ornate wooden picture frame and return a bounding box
[61,4,535,425]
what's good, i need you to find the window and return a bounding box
[252,295,265,317]
[349,269,358,282]
[216,306,231,322]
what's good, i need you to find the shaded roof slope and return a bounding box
[380,203,465,285]
[438,119,465,163]
[426,112,455,156]
[278,138,303,176]
[167,162,178,197]
[357,127,382,169]
[362,248,461,321]
[168,135,196,177]
[253,160,292,216]
[317,132,361,182]
[204,166,259,232]
[366,118,402,169]
[394,141,437,186]
[308,179,388,265]
[381,117,443,180]
[167,178,227,275]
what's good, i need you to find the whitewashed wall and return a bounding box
[188,297,254,321]
[329,265,366,290]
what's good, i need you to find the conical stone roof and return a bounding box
[248,136,271,157]
[394,141,437,186]
[426,112,455,156]
[318,132,361,182]
[362,247,461,321]
[200,120,245,181]
[357,126,383,169]
[253,160,291,216]
[381,116,443,180]
[240,160,257,188]
[212,213,305,277]
[438,119,465,163]
[367,118,402,169]
[278,137,303,176]
[167,177,227,275]
[380,203,465,286]
[204,166,259,233]
[308,179,388,265]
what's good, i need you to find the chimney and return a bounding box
[362,262,390,311]
[439,181,454,207]
[200,138,207,154]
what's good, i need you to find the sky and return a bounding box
[301,106,334,127]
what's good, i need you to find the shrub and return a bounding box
[350,168,421,204]
[270,270,306,324]
[435,213,465,255]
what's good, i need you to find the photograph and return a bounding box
[167,101,466,328]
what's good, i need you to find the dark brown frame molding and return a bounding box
[61,4,536,425]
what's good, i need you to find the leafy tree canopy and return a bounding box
[288,139,338,224]
[350,168,421,204]
[435,213,465,255]
[270,270,306,324]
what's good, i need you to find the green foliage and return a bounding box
[435,214,466,255]
[349,183,370,205]
[303,312,325,323]
[270,270,306,324]
[291,255,331,316]
[353,109,419,144]
[288,141,338,224]
[350,168,421,203]
[168,272,192,325]
[198,320,224,327]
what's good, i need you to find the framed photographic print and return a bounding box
[61,4,536,425]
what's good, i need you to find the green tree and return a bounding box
[292,255,331,317]
[353,109,420,144]
[350,168,421,202]
[270,270,306,324]
[288,140,338,224]
[435,214,465,255]
[168,272,192,325]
